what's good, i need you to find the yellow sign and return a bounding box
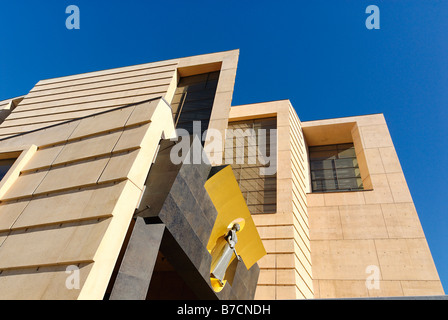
[205,166,266,291]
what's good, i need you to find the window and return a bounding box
[225,118,277,214]
[309,143,363,192]
[0,158,17,181]
[171,71,220,137]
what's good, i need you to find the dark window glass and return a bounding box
[171,71,220,137]
[0,158,16,181]
[309,143,363,192]
[225,118,277,214]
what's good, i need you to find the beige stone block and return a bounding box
[41,263,94,300]
[257,254,275,269]
[318,280,368,298]
[400,280,444,296]
[162,69,178,105]
[209,90,233,119]
[20,78,170,107]
[53,131,122,165]
[4,108,125,129]
[355,149,370,184]
[381,203,424,238]
[301,114,385,129]
[34,157,110,195]
[19,85,163,110]
[277,150,291,180]
[0,267,53,299]
[0,135,26,150]
[256,226,273,239]
[375,238,440,281]
[0,263,92,300]
[295,263,313,290]
[292,215,311,246]
[215,68,237,93]
[261,239,295,254]
[257,225,295,240]
[386,172,413,203]
[34,59,176,88]
[310,239,379,280]
[113,123,150,151]
[313,280,320,298]
[339,204,388,239]
[367,281,404,297]
[294,234,312,264]
[254,285,275,300]
[13,181,127,229]
[78,180,142,299]
[277,253,296,268]
[277,269,296,285]
[379,147,402,173]
[351,124,364,155]
[277,179,293,213]
[206,118,231,150]
[276,285,299,299]
[121,136,162,188]
[125,100,158,127]
[17,120,81,149]
[0,200,30,232]
[22,145,64,172]
[302,122,355,146]
[309,206,343,240]
[363,148,385,174]
[360,125,393,149]
[0,125,36,138]
[253,212,294,227]
[69,106,134,139]
[229,100,287,122]
[277,126,291,152]
[307,193,325,207]
[59,218,111,263]
[0,218,111,270]
[2,169,48,200]
[362,175,373,190]
[286,106,299,129]
[296,290,314,300]
[356,114,386,127]
[25,70,175,104]
[0,223,77,269]
[221,50,240,70]
[177,51,228,70]
[112,105,175,188]
[323,191,365,206]
[363,174,394,204]
[17,94,135,114]
[258,269,276,285]
[98,149,139,184]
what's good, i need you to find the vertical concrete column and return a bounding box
[109,218,165,300]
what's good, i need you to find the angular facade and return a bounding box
[303,115,444,298]
[0,50,443,299]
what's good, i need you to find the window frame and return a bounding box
[0,145,37,200]
[309,143,363,193]
[225,117,278,214]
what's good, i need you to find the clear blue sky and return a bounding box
[1,1,447,293]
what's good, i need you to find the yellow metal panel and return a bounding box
[205,165,266,270]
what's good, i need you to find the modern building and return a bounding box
[0,50,443,299]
